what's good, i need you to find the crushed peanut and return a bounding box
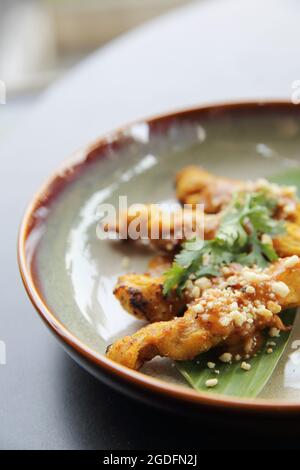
[267,301,281,314]
[227,275,239,286]
[271,281,290,298]
[231,311,247,327]
[243,271,270,282]
[190,286,201,299]
[255,307,273,319]
[201,313,210,321]
[284,255,299,268]
[205,378,218,388]
[207,362,216,369]
[219,352,232,363]
[194,277,212,290]
[245,285,256,294]
[192,303,204,314]
[219,316,232,327]
[269,327,280,338]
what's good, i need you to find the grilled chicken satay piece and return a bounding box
[176,166,240,212]
[107,256,300,369]
[108,204,300,257]
[105,203,300,255]
[114,273,186,322]
[105,171,298,252]
[115,255,177,323]
[114,256,172,322]
[175,166,298,217]
[274,208,300,257]
[104,204,219,251]
[115,254,215,322]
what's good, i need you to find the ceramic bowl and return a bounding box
[18,101,300,418]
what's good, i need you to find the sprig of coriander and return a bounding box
[163,190,285,295]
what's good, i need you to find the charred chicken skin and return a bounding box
[114,273,185,323]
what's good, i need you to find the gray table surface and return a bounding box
[1,0,300,449]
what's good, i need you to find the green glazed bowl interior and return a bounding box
[19,102,300,411]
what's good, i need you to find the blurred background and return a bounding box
[0,0,193,138]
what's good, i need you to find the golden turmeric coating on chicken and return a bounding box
[274,217,300,257]
[175,166,298,219]
[176,166,240,212]
[107,257,300,369]
[114,255,186,322]
[104,168,299,259]
[114,273,185,322]
[104,203,219,251]
[106,208,300,259]
[109,203,300,258]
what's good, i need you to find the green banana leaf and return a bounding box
[177,309,296,398]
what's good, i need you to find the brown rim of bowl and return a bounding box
[18,99,300,414]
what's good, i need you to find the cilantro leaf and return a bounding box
[163,189,286,295]
[163,263,186,295]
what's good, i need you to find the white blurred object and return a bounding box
[50,0,193,53]
[0,2,59,93]
[0,0,192,95]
